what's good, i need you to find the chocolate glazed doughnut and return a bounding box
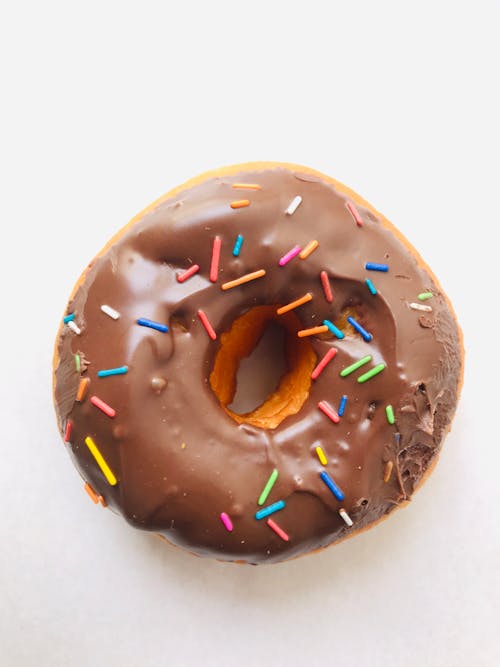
[53,163,463,564]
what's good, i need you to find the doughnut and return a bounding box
[53,162,463,564]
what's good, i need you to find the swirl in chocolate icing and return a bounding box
[53,165,462,563]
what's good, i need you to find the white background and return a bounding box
[1,1,499,666]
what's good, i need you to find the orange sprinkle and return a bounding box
[276,292,313,315]
[230,199,250,209]
[84,482,99,504]
[98,495,107,507]
[232,183,261,190]
[299,240,319,259]
[221,269,266,291]
[76,377,90,402]
[384,461,394,483]
[297,325,328,338]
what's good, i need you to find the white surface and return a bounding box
[1,2,499,666]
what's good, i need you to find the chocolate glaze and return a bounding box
[53,166,462,564]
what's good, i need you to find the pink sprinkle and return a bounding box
[267,518,289,541]
[90,395,116,418]
[220,512,233,532]
[279,245,302,266]
[346,201,363,226]
[210,236,222,282]
[197,309,217,340]
[64,420,72,443]
[320,270,333,303]
[311,348,338,380]
[177,264,200,283]
[318,400,340,424]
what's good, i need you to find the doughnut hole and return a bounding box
[209,305,316,429]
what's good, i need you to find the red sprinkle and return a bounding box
[90,395,116,418]
[267,518,289,542]
[346,201,363,226]
[210,236,222,282]
[320,271,333,303]
[318,400,340,424]
[177,264,200,283]
[311,348,338,380]
[64,420,73,443]
[197,309,217,340]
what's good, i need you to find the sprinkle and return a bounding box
[84,436,117,486]
[298,325,328,338]
[255,500,286,520]
[177,264,200,283]
[315,446,328,466]
[299,240,319,259]
[279,245,302,266]
[277,292,312,315]
[258,469,279,506]
[232,234,244,257]
[357,363,386,383]
[197,309,217,340]
[137,318,169,333]
[346,201,363,226]
[338,395,348,417]
[311,347,337,379]
[232,183,261,190]
[64,420,72,443]
[63,313,75,323]
[84,482,99,504]
[67,320,81,335]
[230,199,250,209]
[90,395,116,418]
[384,461,394,483]
[365,278,377,295]
[347,316,373,342]
[386,404,395,424]
[320,271,333,303]
[267,518,289,541]
[74,354,81,372]
[210,236,222,282]
[365,262,389,272]
[339,508,354,526]
[76,377,90,402]
[100,304,120,320]
[97,365,128,378]
[340,355,372,377]
[221,269,266,291]
[318,400,340,424]
[418,292,434,301]
[320,471,345,501]
[323,319,345,339]
[98,495,107,508]
[220,512,233,532]
[409,302,433,312]
[285,195,302,215]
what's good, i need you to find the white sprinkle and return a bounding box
[409,302,433,312]
[339,508,353,527]
[285,195,302,216]
[101,304,121,320]
[67,320,81,335]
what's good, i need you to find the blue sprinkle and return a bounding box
[232,234,244,257]
[255,500,286,520]
[347,316,373,342]
[365,278,377,295]
[137,318,169,333]
[97,365,129,378]
[320,471,345,501]
[63,313,75,324]
[365,262,389,272]
[338,395,348,417]
[323,319,345,339]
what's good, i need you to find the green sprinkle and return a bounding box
[418,292,433,301]
[75,354,81,373]
[386,405,395,424]
[340,355,372,377]
[357,363,386,383]
[258,469,279,506]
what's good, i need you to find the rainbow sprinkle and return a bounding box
[267,518,289,541]
[386,405,395,424]
[323,320,345,339]
[285,195,302,215]
[210,236,222,282]
[84,436,117,486]
[315,446,328,466]
[232,234,244,257]
[418,292,433,301]
[74,354,81,372]
[232,183,261,190]
[221,269,266,291]
[410,302,433,312]
[384,461,394,483]
[255,500,286,520]
[318,400,340,424]
[177,264,200,283]
[97,366,128,377]
[320,271,333,303]
[345,201,363,226]
[320,471,345,501]
[67,320,81,335]
[63,313,75,323]
[230,199,250,209]
[311,347,337,380]
[64,420,72,443]
[357,363,386,383]
[279,245,302,266]
[258,469,279,506]
[137,318,169,333]
[220,512,233,532]
[365,262,389,272]
[76,378,90,402]
[197,309,217,340]
[90,395,116,418]
[298,325,328,338]
[100,304,120,320]
[340,355,372,377]
[338,395,348,417]
[299,240,319,259]
[277,292,312,315]
[347,316,373,342]
[365,278,377,295]
[339,508,353,526]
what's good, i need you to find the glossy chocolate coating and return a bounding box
[53,166,462,563]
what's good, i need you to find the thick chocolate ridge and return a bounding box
[53,166,462,564]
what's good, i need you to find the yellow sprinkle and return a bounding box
[316,446,328,466]
[84,436,117,486]
[276,292,313,315]
[299,240,319,259]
